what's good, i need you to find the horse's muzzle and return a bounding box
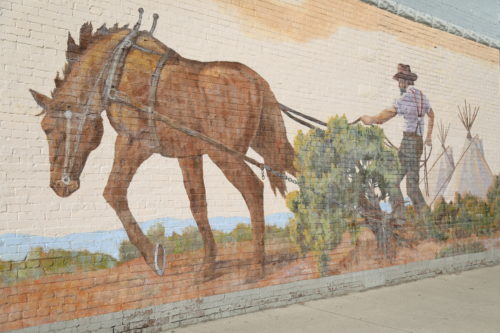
[51,179,80,197]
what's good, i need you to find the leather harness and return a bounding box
[61,17,171,186]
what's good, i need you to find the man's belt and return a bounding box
[403,131,423,137]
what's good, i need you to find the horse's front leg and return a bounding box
[178,156,217,281]
[103,136,165,275]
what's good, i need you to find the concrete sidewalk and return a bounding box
[168,265,500,333]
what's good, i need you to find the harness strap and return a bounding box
[411,88,425,136]
[61,28,153,184]
[102,30,140,107]
[132,43,164,55]
[62,110,73,184]
[147,50,172,152]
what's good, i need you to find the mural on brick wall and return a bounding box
[0,1,499,331]
[29,11,296,281]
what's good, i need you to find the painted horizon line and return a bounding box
[0,212,293,261]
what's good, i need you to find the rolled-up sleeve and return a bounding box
[423,95,432,114]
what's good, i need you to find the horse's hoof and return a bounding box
[153,243,167,276]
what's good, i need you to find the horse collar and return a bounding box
[60,17,169,185]
[103,32,172,153]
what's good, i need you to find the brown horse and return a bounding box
[29,14,295,280]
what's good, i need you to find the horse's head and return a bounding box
[30,21,142,197]
[28,22,119,197]
[30,89,104,197]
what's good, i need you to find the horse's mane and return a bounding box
[52,22,129,97]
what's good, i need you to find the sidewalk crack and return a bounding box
[300,304,414,333]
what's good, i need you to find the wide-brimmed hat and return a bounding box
[393,63,418,81]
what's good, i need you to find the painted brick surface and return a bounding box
[0,0,499,332]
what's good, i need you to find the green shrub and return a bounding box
[487,175,500,224]
[436,242,486,258]
[1,247,117,285]
[429,180,498,240]
[118,222,291,262]
[230,223,253,242]
[286,115,401,275]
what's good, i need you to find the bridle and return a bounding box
[61,58,109,185]
[60,8,169,185]
[59,9,170,275]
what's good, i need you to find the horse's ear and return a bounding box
[29,89,52,110]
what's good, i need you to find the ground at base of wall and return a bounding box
[171,264,500,333]
[2,229,499,332]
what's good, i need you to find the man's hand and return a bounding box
[425,136,432,146]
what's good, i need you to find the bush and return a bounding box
[428,177,498,240]
[230,223,253,242]
[1,247,117,285]
[436,242,486,258]
[118,222,291,262]
[119,224,202,261]
[286,115,401,275]
[487,175,500,224]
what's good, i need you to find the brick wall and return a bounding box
[0,0,499,331]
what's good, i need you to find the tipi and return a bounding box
[423,121,455,206]
[439,101,494,204]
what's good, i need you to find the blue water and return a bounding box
[0,212,293,261]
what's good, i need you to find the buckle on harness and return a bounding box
[108,88,130,104]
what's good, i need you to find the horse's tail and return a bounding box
[251,88,296,198]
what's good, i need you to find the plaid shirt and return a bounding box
[393,86,431,136]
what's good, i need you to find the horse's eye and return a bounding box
[43,127,53,135]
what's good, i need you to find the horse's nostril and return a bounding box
[51,179,79,197]
[68,180,80,192]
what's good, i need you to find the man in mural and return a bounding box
[359,64,434,220]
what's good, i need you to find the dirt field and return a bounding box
[1,230,499,331]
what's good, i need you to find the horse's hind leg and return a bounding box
[209,153,265,281]
[103,136,164,275]
[178,156,216,281]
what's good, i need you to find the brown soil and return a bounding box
[1,231,498,331]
